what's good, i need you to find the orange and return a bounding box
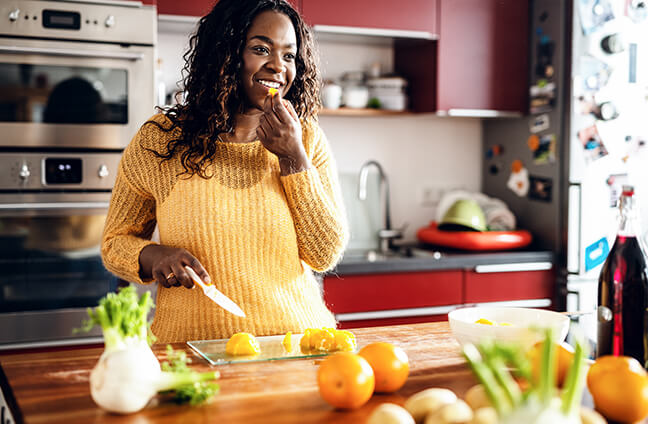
[225,332,260,356]
[317,352,375,409]
[587,355,648,423]
[358,342,409,393]
[527,341,573,387]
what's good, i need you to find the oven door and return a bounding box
[0,198,118,348]
[0,37,154,149]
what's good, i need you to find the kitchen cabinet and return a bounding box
[156,0,301,17]
[324,264,555,329]
[323,270,463,329]
[394,0,529,115]
[301,0,438,36]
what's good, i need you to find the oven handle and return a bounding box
[0,46,144,61]
[0,202,110,210]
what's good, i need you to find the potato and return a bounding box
[367,403,416,424]
[580,406,607,424]
[470,407,498,424]
[404,388,457,423]
[464,385,491,411]
[424,400,473,424]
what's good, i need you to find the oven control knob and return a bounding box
[18,163,30,180]
[105,15,115,28]
[98,164,109,178]
[8,9,20,22]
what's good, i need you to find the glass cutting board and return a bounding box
[188,334,341,365]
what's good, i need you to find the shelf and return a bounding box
[319,107,412,116]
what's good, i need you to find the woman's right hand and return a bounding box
[138,244,211,288]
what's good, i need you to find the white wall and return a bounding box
[156,24,482,245]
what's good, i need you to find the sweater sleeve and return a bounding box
[101,128,159,285]
[280,121,349,272]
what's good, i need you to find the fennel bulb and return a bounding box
[80,287,219,414]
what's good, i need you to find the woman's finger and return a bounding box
[171,263,193,289]
[284,99,299,121]
[189,257,212,284]
[155,269,172,288]
[271,93,290,124]
[259,114,273,138]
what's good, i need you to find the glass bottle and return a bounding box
[597,185,648,368]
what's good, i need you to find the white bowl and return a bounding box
[448,307,570,348]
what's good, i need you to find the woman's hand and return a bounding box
[257,93,311,175]
[138,244,211,289]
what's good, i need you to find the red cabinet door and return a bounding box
[395,0,529,114]
[157,0,301,17]
[436,0,529,113]
[464,269,555,305]
[324,270,462,314]
[301,0,437,35]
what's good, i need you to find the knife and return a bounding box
[184,266,246,318]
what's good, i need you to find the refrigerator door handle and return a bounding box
[567,183,582,275]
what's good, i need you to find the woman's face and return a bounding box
[240,11,297,111]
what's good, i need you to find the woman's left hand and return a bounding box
[257,93,311,175]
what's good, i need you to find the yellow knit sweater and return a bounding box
[101,113,348,343]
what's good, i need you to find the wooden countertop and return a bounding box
[0,322,475,424]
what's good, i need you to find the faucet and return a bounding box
[358,160,403,254]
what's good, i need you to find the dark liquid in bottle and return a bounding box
[597,236,648,367]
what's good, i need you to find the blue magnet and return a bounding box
[585,237,610,272]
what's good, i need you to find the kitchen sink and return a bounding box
[341,246,442,263]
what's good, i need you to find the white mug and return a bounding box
[322,83,342,109]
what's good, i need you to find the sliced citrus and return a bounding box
[225,332,260,356]
[282,332,292,352]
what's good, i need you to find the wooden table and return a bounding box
[2,321,629,424]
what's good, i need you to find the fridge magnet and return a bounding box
[578,55,611,92]
[606,173,629,207]
[485,144,504,159]
[529,113,550,133]
[530,80,556,114]
[507,160,530,197]
[577,124,608,162]
[585,237,610,272]
[627,0,648,23]
[528,175,553,202]
[624,135,648,159]
[578,0,614,35]
[533,134,557,164]
[489,163,501,176]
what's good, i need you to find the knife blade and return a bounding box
[184,266,246,318]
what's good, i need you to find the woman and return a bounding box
[101,0,348,343]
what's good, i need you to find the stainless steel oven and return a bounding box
[0,0,156,349]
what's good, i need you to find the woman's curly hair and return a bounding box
[147,0,322,178]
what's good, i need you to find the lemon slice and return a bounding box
[282,332,292,352]
[475,318,495,325]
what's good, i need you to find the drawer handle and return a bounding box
[335,304,460,322]
[474,262,553,273]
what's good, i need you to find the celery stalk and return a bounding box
[560,339,586,416]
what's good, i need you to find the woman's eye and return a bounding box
[252,46,269,54]
[284,53,296,61]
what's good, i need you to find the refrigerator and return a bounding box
[482,0,648,343]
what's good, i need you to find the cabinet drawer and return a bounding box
[323,270,462,314]
[464,268,555,304]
